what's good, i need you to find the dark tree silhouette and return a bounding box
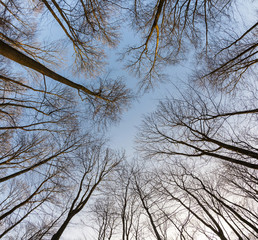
[137,83,258,169]
[51,146,123,240]
[197,21,258,91]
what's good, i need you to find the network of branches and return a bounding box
[0,0,257,239]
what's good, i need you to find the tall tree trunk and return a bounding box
[51,212,76,240]
[0,40,108,101]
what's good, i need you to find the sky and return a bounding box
[36,0,258,158]
[101,25,192,157]
[107,65,190,157]
[105,0,258,158]
[39,14,193,239]
[41,18,192,157]
[2,1,257,239]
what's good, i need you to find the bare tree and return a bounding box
[0,126,83,238]
[123,0,234,90]
[196,21,258,91]
[89,159,257,239]
[91,197,120,240]
[137,82,258,169]
[135,77,258,239]
[89,163,144,240]
[0,0,121,75]
[0,0,132,124]
[51,145,123,240]
[150,160,258,239]
[0,40,132,125]
[0,0,55,62]
[40,0,120,76]
[0,45,124,239]
[1,0,257,239]
[114,165,143,240]
[0,1,131,238]
[133,171,163,240]
[0,171,65,239]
